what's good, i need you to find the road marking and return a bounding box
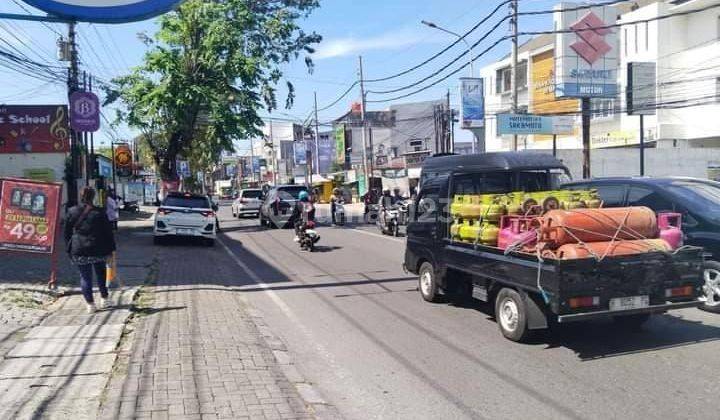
[348,227,405,243]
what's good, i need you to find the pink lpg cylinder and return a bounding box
[497,216,537,250]
[657,212,683,250]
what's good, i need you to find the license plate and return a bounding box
[177,228,194,236]
[609,295,649,311]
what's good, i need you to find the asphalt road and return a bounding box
[208,204,720,419]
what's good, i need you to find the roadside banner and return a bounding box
[497,114,575,135]
[460,78,484,128]
[0,178,62,254]
[293,141,307,165]
[335,124,346,164]
[114,143,133,177]
[70,91,100,132]
[627,62,657,116]
[0,105,69,153]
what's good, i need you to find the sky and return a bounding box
[0,0,567,152]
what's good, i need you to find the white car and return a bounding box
[231,188,263,218]
[154,192,217,246]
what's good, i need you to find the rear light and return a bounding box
[200,211,215,218]
[158,208,173,215]
[568,296,600,309]
[665,286,693,298]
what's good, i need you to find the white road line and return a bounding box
[348,227,406,243]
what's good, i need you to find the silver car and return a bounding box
[231,189,264,218]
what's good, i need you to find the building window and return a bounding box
[495,61,527,94]
[634,24,639,54]
[645,22,649,51]
[717,16,720,39]
[517,60,528,89]
[591,99,615,119]
[624,28,628,56]
[716,78,720,102]
[409,139,424,152]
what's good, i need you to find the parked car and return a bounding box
[154,192,218,246]
[231,189,264,218]
[405,153,705,342]
[562,177,720,312]
[259,185,308,228]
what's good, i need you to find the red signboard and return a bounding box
[0,105,70,154]
[0,178,63,253]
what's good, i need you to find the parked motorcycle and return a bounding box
[298,221,321,252]
[121,199,140,213]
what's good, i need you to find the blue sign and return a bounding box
[460,78,484,129]
[318,138,335,174]
[97,157,113,178]
[293,141,307,166]
[496,114,575,136]
[252,157,261,174]
[21,1,183,23]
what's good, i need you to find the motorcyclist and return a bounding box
[330,187,344,225]
[391,187,404,205]
[292,191,315,241]
[379,188,394,227]
[363,188,379,223]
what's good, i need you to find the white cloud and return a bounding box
[313,29,431,60]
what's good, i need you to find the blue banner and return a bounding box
[293,141,307,165]
[318,138,335,174]
[497,114,552,135]
[460,78,484,129]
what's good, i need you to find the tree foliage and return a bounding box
[105,0,321,181]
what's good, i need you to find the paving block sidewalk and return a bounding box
[98,244,319,420]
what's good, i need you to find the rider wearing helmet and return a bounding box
[391,187,404,205]
[292,190,315,239]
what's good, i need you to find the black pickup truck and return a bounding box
[404,153,705,342]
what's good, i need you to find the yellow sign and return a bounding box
[531,50,579,115]
[591,131,637,149]
[23,168,56,182]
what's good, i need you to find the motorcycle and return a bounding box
[334,200,346,226]
[378,201,409,237]
[298,221,321,252]
[365,203,380,224]
[120,199,140,213]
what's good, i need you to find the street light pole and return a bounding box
[421,20,476,153]
[510,0,519,151]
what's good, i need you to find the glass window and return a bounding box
[627,186,674,211]
[416,188,440,221]
[242,190,263,199]
[163,196,210,209]
[517,60,528,89]
[452,174,478,195]
[594,185,627,207]
[278,186,307,199]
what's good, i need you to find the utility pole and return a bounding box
[446,89,452,153]
[510,0,519,152]
[313,91,321,175]
[269,120,278,186]
[358,55,370,194]
[67,22,80,205]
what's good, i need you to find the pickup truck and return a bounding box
[404,152,705,342]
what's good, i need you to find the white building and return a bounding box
[481,0,720,152]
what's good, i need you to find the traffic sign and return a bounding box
[20,1,183,24]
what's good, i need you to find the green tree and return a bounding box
[105,0,320,184]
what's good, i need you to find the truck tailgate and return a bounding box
[553,247,704,322]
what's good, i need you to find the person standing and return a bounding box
[106,188,119,230]
[330,187,344,225]
[65,187,116,313]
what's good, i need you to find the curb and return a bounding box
[246,307,342,420]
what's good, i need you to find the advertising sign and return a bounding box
[252,157,261,174]
[0,105,69,154]
[21,0,182,24]
[23,168,56,182]
[176,160,190,178]
[114,143,133,177]
[0,178,62,253]
[335,124,346,164]
[531,50,579,114]
[70,91,100,132]
[460,78,484,128]
[554,3,618,98]
[318,137,335,174]
[591,131,637,148]
[293,141,307,165]
[497,114,575,135]
[627,62,656,116]
[97,157,113,178]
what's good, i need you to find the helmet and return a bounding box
[333,188,341,195]
[393,187,400,193]
[298,191,309,202]
[383,188,391,195]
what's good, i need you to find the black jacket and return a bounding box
[64,205,116,257]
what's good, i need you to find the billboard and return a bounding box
[318,137,335,174]
[460,78,484,128]
[114,143,133,177]
[497,114,575,135]
[0,178,62,254]
[627,62,657,116]
[293,141,307,165]
[0,105,69,154]
[70,91,100,132]
[21,0,183,24]
[335,124,346,164]
[531,50,579,115]
[554,3,618,98]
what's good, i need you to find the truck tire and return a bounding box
[418,262,441,303]
[612,313,650,330]
[495,288,530,342]
[700,260,720,313]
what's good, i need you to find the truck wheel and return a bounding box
[418,262,441,303]
[612,313,650,330]
[495,288,530,342]
[700,260,720,313]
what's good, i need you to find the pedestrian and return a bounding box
[106,188,119,230]
[330,187,344,225]
[65,187,115,313]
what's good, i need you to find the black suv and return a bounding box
[562,177,720,312]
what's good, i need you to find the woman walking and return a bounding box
[65,187,116,313]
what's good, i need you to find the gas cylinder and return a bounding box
[540,206,659,246]
[497,216,537,250]
[450,219,462,239]
[579,190,602,208]
[553,239,671,260]
[459,221,500,246]
[450,195,467,217]
[657,212,683,250]
[475,194,505,221]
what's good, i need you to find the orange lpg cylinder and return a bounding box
[554,239,671,260]
[540,206,658,246]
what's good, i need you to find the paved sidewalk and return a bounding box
[99,245,316,420]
